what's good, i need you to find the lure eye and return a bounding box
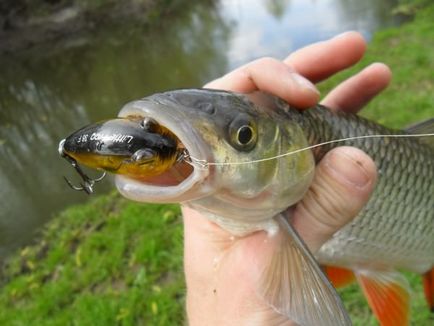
[131,148,155,164]
[229,114,257,151]
[140,117,157,130]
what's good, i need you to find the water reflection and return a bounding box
[0,69,91,256]
[223,0,400,66]
[0,1,230,258]
[0,0,402,257]
[263,0,292,20]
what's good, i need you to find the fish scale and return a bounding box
[294,106,434,273]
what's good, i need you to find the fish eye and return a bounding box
[229,114,257,151]
[237,125,254,145]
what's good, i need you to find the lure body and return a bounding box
[61,117,181,180]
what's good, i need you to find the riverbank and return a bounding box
[0,0,209,54]
[1,2,433,326]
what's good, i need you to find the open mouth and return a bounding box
[114,98,211,203]
[135,157,194,187]
[114,115,196,187]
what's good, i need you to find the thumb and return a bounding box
[291,146,377,252]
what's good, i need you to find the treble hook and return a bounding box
[177,148,208,169]
[176,148,189,163]
[59,139,106,194]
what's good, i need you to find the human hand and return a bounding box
[183,31,389,325]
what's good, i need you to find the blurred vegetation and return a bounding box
[0,1,433,325]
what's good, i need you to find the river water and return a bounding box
[0,0,402,257]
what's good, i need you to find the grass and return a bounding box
[0,2,433,326]
[0,194,185,325]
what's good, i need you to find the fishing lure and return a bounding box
[59,116,185,194]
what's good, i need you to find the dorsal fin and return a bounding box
[405,118,434,148]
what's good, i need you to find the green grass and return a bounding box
[0,193,185,325]
[1,2,433,326]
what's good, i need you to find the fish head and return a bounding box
[115,89,315,224]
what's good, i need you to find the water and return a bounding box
[0,0,402,258]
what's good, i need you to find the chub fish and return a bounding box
[59,89,434,325]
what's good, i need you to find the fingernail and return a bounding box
[326,149,371,188]
[291,73,320,95]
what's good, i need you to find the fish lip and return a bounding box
[114,96,211,203]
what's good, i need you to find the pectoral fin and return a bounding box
[356,269,410,326]
[259,214,351,326]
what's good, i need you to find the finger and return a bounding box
[291,146,377,252]
[205,57,320,108]
[321,63,392,113]
[285,31,367,83]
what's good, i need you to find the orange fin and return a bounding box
[324,266,355,288]
[356,270,410,326]
[423,268,434,312]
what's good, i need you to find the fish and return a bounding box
[60,89,434,325]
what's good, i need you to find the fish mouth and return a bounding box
[114,96,212,203]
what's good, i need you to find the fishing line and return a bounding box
[185,133,434,168]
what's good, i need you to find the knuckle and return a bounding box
[300,170,367,231]
[254,56,279,66]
